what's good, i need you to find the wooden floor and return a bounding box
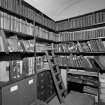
[48,91,95,105]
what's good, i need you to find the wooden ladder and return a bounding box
[45,50,66,104]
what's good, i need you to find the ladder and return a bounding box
[45,50,66,103]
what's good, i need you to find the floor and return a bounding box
[48,91,95,105]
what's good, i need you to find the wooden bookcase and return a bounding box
[0,0,57,105]
[55,9,105,104]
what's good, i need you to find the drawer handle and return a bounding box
[10,85,18,92]
[28,79,34,85]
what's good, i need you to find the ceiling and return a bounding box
[25,0,105,21]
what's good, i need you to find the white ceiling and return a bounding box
[25,0,105,21]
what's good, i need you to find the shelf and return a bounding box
[0,69,49,88]
[59,66,99,73]
[36,37,55,43]
[0,52,34,61]
[4,29,34,40]
[67,69,98,77]
[35,52,105,56]
[57,23,105,32]
[57,37,105,43]
[37,69,50,73]
[83,91,98,96]
[36,52,45,56]
[35,22,57,33]
[55,52,105,56]
[3,28,56,42]
[0,74,36,88]
[67,79,98,88]
[0,6,57,33]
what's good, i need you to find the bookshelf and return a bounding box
[0,0,56,105]
[0,0,57,32]
[55,8,105,105]
[56,9,105,32]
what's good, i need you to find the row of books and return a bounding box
[0,29,53,55]
[56,55,92,69]
[0,57,35,82]
[57,27,105,41]
[1,0,105,31]
[0,11,57,41]
[0,11,34,36]
[54,39,105,52]
[0,30,35,52]
[77,39,105,52]
[56,10,105,31]
[99,73,105,103]
[36,43,49,52]
[0,0,56,30]
[0,30,53,52]
[35,26,56,41]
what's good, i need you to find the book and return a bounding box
[28,57,35,75]
[9,60,23,80]
[0,61,9,82]
[0,30,8,52]
[20,40,31,52]
[7,36,23,52]
[22,58,29,76]
[0,34,5,51]
[79,42,91,52]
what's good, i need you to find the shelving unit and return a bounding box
[54,8,105,105]
[0,0,57,105]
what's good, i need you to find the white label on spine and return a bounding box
[10,85,18,92]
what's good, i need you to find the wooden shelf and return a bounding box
[67,69,98,77]
[55,52,105,56]
[4,29,34,40]
[57,37,105,43]
[36,52,105,56]
[0,5,56,33]
[57,23,105,32]
[0,52,34,61]
[3,28,56,42]
[67,79,98,88]
[37,69,50,73]
[0,74,36,88]
[36,52,45,56]
[36,37,55,43]
[59,66,99,73]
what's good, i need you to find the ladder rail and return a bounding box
[45,50,66,103]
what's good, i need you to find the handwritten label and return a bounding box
[28,79,34,85]
[10,85,18,92]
